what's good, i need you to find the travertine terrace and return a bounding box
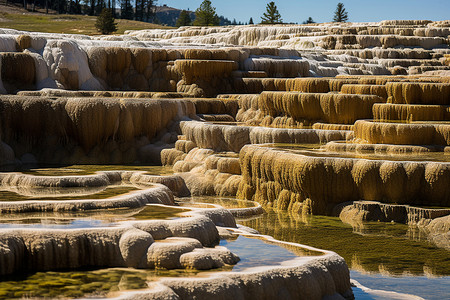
[0,20,449,299]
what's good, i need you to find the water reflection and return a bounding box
[351,271,449,300]
[239,208,450,276]
[220,235,321,272]
[0,219,116,229]
[177,196,260,209]
[0,164,174,176]
[0,267,223,299]
[261,143,450,162]
[0,184,140,201]
[0,204,191,226]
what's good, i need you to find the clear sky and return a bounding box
[158,0,450,24]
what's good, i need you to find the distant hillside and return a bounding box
[0,3,171,35]
[155,5,232,27]
[155,5,195,26]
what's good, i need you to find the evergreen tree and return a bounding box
[143,0,155,22]
[232,18,237,25]
[303,17,315,24]
[193,0,219,26]
[135,0,144,21]
[95,0,105,15]
[333,2,348,22]
[219,16,231,26]
[121,0,133,19]
[249,17,254,25]
[89,0,96,15]
[176,10,192,27]
[112,0,116,17]
[73,0,82,14]
[261,1,282,24]
[95,8,118,34]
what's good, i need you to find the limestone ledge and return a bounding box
[354,119,450,146]
[237,144,450,214]
[0,95,196,165]
[259,91,383,125]
[17,89,192,99]
[338,200,450,224]
[0,170,194,213]
[0,183,174,213]
[322,141,445,154]
[0,205,238,276]
[386,82,450,105]
[338,200,450,250]
[170,147,242,197]
[340,84,388,100]
[373,103,450,122]
[0,170,188,195]
[113,229,352,300]
[181,120,353,153]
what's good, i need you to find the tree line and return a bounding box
[258,1,348,25]
[7,0,156,21]
[178,1,350,27]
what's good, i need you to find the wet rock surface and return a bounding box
[0,19,449,299]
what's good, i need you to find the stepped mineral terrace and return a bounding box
[0,20,449,299]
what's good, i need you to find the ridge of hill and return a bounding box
[155,5,233,27]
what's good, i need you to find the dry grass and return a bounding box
[0,6,172,35]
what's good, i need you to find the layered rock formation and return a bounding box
[0,95,196,165]
[237,145,450,214]
[1,19,450,299]
[116,251,352,300]
[1,20,449,96]
[0,169,353,299]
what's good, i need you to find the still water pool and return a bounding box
[0,165,448,299]
[239,208,450,300]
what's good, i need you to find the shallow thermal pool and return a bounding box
[0,267,217,299]
[0,164,174,176]
[0,184,140,201]
[261,143,450,162]
[0,204,191,228]
[0,165,448,299]
[0,234,319,299]
[0,177,322,299]
[177,196,260,209]
[239,208,450,300]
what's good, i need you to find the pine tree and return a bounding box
[112,0,116,17]
[261,2,282,24]
[193,0,219,26]
[303,17,315,24]
[333,2,348,22]
[176,10,192,27]
[135,0,143,21]
[121,0,133,19]
[95,8,118,34]
[249,17,254,25]
[95,0,105,15]
[143,0,155,22]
